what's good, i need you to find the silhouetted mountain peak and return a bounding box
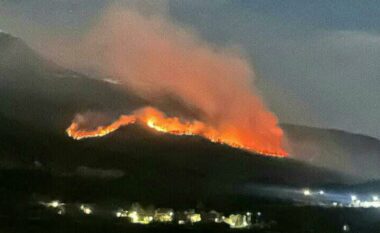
[0,32,63,75]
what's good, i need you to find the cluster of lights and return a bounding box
[115,208,255,228]
[40,201,96,215]
[302,189,325,196]
[126,211,153,224]
[39,200,65,215]
[115,209,128,218]
[184,210,202,223]
[115,208,203,225]
[347,194,380,208]
[80,204,93,215]
[40,200,258,229]
[299,188,380,209]
[154,209,174,223]
[223,213,252,229]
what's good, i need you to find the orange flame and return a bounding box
[66,107,288,157]
[66,115,136,140]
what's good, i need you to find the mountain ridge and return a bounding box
[0,32,378,188]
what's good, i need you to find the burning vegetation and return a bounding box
[60,2,288,158]
[66,114,136,140]
[66,107,287,157]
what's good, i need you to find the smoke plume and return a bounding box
[51,2,287,155]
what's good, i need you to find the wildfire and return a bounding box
[66,107,287,157]
[66,115,136,140]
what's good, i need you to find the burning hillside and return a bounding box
[53,2,289,158]
[66,107,287,157]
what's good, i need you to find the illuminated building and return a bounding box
[115,209,128,218]
[153,208,174,223]
[125,203,154,224]
[127,211,153,224]
[223,213,252,229]
[184,210,201,223]
[188,213,201,223]
[359,201,380,208]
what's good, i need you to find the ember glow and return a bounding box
[66,107,287,157]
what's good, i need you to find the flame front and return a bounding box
[66,107,288,157]
[66,115,136,140]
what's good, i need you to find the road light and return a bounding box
[303,189,311,196]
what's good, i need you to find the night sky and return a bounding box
[1,0,379,138]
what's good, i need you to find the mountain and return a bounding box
[0,33,370,207]
[0,111,349,209]
[283,124,380,180]
[0,32,147,132]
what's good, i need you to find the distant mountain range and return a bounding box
[1,32,379,204]
[283,124,380,180]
